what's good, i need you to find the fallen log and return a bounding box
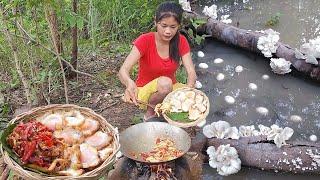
[185,13,320,82]
[207,136,320,174]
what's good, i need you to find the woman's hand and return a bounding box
[124,80,138,105]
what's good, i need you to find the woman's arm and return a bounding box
[118,46,141,105]
[181,52,197,88]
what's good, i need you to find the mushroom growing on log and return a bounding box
[184,13,320,82]
[207,136,320,174]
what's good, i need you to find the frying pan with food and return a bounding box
[120,122,191,164]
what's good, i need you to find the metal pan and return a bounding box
[120,122,191,164]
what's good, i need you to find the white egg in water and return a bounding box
[224,96,235,104]
[199,63,209,69]
[235,65,244,73]
[216,73,225,81]
[195,80,202,89]
[262,74,270,80]
[214,58,224,64]
[197,119,207,127]
[290,115,302,122]
[248,83,258,90]
[197,51,205,58]
[309,135,317,142]
[256,107,268,116]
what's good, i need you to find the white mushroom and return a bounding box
[290,115,303,122]
[248,83,258,90]
[178,0,192,12]
[181,98,194,112]
[267,124,294,148]
[270,58,292,75]
[258,124,271,136]
[195,94,204,104]
[216,73,225,81]
[64,110,85,127]
[224,127,240,140]
[202,4,218,19]
[309,135,318,142]
[189,107,202,120]
[185,91,196,99]
[224,96,235,104]
[203,121,231,139]
[256,107,269,116]
[220,15,232,24]
[214,58,224,64]
[197,51,205,58]
[239,125,260,137]
[195,80,203,89]
[235,65,244,73]
[199,63,209,69]
[207,144,241,176]
[257,29,280,58]
[262,74,270,80]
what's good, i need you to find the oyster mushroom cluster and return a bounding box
[270,58,292,74]
[203,121,239,139]
[257,29,280,57]
[155,88,209,121]
[203,121,294,148]
[207,144,241,176]
[295,36,320,65]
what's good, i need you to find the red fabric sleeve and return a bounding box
[179,34,190,57]
[133,33,149,56]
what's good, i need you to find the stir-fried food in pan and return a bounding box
[139,138,183,163]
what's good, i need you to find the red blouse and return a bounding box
[133,32,190,87]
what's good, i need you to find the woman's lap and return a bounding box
[137,78,185,109]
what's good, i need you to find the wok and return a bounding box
[120,122,191,164]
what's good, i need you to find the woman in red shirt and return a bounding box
[118,1,197,120]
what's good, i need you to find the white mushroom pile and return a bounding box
[178,0,192,12]
[207,144,241,176]
[220,15,232,24]
[295,36,320,65]
[203,121,239,139]
[202,4,218,19]
[155,89,208,121]
[239,125,260,137]
[257,29,280,57]
[266,124,294,148]
[202,121,294,148]
[270,58,292,74]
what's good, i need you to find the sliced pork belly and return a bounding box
[85,131,112,150]
[54,128,84,145]
[40,113,63,131]
[79,118,99,136]
[98,146,113,161]
[63,110,85,127]
[80,143,100,168]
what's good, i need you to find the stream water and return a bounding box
[195,0,320,48]
[192,0,320,179]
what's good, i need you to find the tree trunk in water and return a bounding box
[69,0,78,79]
[45,6,69,103]
[0,8,32,105]
[207,136,320,174]
[185,12,320,82]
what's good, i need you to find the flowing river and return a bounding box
[192,0,320,179]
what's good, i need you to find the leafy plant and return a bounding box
[266,12,281,26]
[182,17,207,47]
[166,112,193,123]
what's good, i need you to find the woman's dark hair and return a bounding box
[155,1,183,62]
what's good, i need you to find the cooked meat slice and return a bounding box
[79,143,100,168]
[85,131,112,150]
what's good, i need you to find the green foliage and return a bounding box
[182,17,207,47]
[166,112,193,123]
[266,12,281,26]
[176,66,187,84]
[132,113,143,125]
